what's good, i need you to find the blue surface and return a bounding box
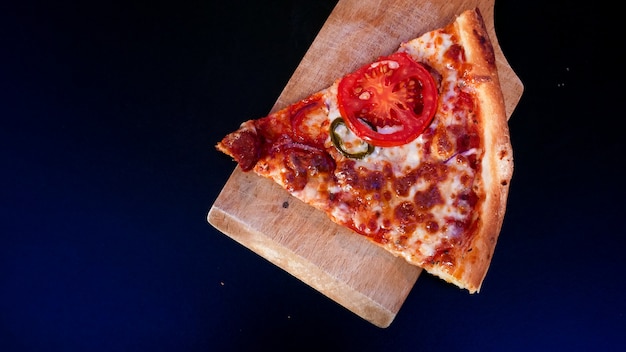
[1,1,625,351]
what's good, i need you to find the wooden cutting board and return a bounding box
[208,0,523,328]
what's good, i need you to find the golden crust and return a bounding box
[425,9,513,293]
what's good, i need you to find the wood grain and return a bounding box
[208,0,522,328]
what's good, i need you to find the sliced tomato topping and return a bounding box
[337,52,438,147]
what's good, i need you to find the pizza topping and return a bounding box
[216,9,512,293]
[289,93,328,148]
[337,52,438,147]
[414,184,444,211]
[217,127,260,172]
[275,140,335,193]
[330,118,375,159]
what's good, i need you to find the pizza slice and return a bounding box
[216,8,513,293]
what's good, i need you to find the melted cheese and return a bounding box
[283,28,480,264]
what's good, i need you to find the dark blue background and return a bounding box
[2,0,624,351]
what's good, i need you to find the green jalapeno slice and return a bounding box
[330,118,375,159]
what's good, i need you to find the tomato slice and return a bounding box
[337,52,438,147]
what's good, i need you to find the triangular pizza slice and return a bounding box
[216,8,513,293]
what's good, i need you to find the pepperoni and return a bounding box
[393,170,417,197]
[362,171,385,192]
[416,162,447,182]
[336,160,359,184]
[414,185,444,211]
[394,201,418,235]
[218,129,260,172]
[273,140,335,192]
